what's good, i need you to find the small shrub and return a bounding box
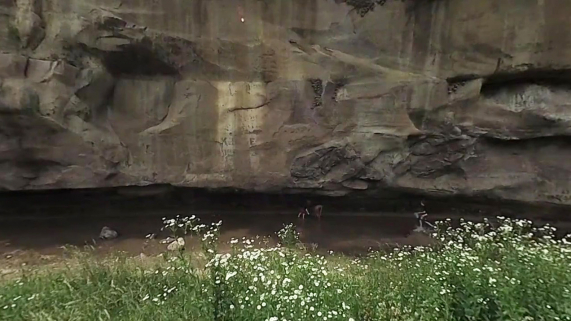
[161,215,203,237]
[277,223,300,247]
[201,220,222,260]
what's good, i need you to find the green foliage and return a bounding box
[277,223,300,248]
[161,215,203,237]
[1,217,570,320]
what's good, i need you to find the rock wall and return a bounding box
[2,0,571,206]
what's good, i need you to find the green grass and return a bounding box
[1,217,571,321]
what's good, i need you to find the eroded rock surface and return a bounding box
[2,0,571,206]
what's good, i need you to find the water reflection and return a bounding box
[1,213,570,265]
[0,214,429,259]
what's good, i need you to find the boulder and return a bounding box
[167,238,185,252]
[99,226,118,240]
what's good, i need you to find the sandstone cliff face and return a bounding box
[1,0,571,206]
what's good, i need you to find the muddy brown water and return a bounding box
[2,212,571,269]
[0,214,434,264]
[2,188,571,273]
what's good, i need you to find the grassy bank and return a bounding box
[1,217,571,321]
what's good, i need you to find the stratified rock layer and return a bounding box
[2,0,571,206]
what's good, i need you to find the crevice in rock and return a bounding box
[343,0,389,17]
[101,42,179,77]
[227,94,278,112]
[97,16,127,31]
[480,69,571,96]
[480,134,571,147]
[483,69,571,86]
[447,69,571,100]
[446,75,479,85]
